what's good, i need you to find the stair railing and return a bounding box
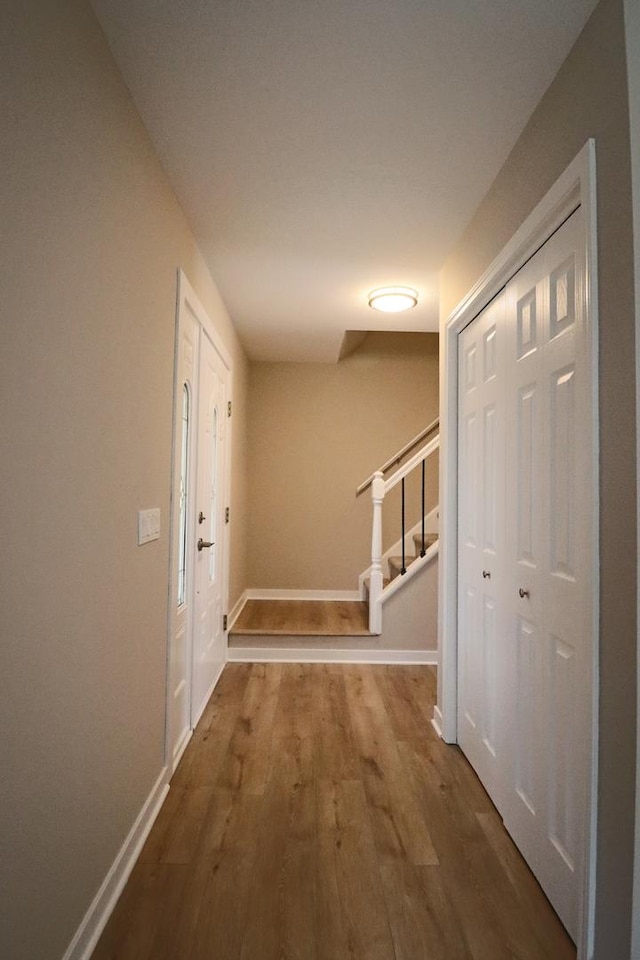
[363,426,440,633]
[355,415,439,497]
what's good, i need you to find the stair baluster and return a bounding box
[420,460,426,556]
[401,478,407,575]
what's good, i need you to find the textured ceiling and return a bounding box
[91,0,598,360]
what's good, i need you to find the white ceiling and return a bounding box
[90,0,597,361]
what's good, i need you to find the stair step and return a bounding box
[363,576,391,597]
[230,599,371,637]
[388,554,418,580]
[412,532,438,554]
[388,536,438,581]
[366,534,439,590]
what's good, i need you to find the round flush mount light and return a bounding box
[368,286,418,313]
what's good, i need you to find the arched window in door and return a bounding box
[177,383,190,607]
[209,405,219,582]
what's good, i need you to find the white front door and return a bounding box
[192,331,228,720]
[167,273,232,773]
[457,208,592,940]
[168,304,197,769]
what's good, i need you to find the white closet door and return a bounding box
[457,292,508,810]
[457,207,591,941]
[503,207,589,939]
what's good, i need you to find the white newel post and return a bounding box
[369,471,385,634]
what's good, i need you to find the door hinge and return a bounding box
[227,400,232,417]
[225,507,230,523]
[223,614,228,631]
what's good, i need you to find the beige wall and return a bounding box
[247,333,439,591]
[439,0,636,953]
[0,2,248,958]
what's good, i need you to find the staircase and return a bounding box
[357,418,440,634]
[228,422,439,659]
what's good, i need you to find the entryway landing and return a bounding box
[230,599,371,637]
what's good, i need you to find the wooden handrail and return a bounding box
[383,434,439,494]
[355,416,439,497]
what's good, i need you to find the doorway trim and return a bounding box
[165,269,233,771]
[435,140,598,958]
[624,0,640,952]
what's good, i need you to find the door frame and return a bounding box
[625,0,640,951]
[165,269,233,770]
[435,140,599,957]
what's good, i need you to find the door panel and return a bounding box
[514,614,539,818]
[549,635,577,871]
[482,404,498,552]
[461,412,478,548]
[461,585,479,730]
[515,383,537,564]
[549,364,576,579]
[481,594,498,756]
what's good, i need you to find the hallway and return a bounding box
[91,664,575,959]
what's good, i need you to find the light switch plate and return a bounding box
[138,508,161,545]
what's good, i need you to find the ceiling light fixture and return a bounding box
[368,286,418,313]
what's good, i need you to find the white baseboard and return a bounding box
[431,704,444,739]
[227,646,437,665]
[228,590,249,630]
[243,588,362,602]
[62,767,169,960]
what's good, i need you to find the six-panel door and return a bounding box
[457,208,591,941]
[458,292,508,812]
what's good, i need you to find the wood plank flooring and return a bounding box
[91,664,575,960]
[231,599,371,636]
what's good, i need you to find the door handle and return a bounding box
[518,587,530,598]
[482,570,491,579]
[197,538,214,552]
